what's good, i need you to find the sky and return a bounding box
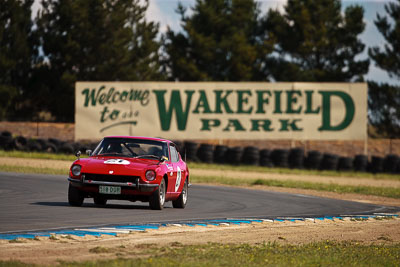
[32,0,400,85]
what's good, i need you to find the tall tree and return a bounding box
[262,0,369,82]
[0,0,35,119]
[31,0,162,121]
[368,0,400,138]
[163,0,272,81]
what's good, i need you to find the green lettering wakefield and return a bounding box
[152,89,355,132]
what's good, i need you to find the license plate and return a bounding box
[99,186,121,195]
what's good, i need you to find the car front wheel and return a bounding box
[149,178,166,210]
[68,184,84,206]
[172,178,188,209]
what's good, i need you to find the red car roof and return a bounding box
[105,136,171,143]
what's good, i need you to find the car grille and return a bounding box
[82,173,140,183]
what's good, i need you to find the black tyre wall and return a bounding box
[226,147,243,165]
[214,145,228,164]
[304,150,322,169]
[271,149,289,168]
[383,154,400,173]
[354,155,368,172]
[242,146,259,165]
[320,153,339,170]
[259,149,272,167]
[337,157,353,171]
[369,156,384,173]
[183,141,198,161]
[288,148,304,169]
[197,144,214,163]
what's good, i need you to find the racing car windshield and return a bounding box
[92,138,168,159]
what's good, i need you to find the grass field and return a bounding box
[1,149,399,180]
[1,242,400,267]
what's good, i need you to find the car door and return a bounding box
[169,144,182,193]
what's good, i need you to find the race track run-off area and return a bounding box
[0,172,399,237]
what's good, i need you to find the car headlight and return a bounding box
[71,165,81,176]
[145,170,156,181]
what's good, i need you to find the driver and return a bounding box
[106,142,122,153]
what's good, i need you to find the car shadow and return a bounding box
[32,202,167,210]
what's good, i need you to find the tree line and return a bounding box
[1,0,399,137]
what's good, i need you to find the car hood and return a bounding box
[76,156,160,176]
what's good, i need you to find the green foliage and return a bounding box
[3,242,400,266]
[28,0,163,121]
[0,0,35,119]
[368,0,400,138]
[262,0,369,82]
[368,81,400,138]
[369,0,400,79]
[163,0,271,81]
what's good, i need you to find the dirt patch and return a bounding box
[0,218,399,265]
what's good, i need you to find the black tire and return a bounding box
[0,135,13,150]
[68,184,84,206]
[93,197,107,206]
[172,178,188,209]
[27,139,42,152]
[184,141,198,161]
[271,149,289,168]
[259,149,272,167]
[42,142,58,153]
[354,155,368,172]
[214,145,228,163]
[226,147,243,165]
[13,136,27,151]
[369,156,384,174]
[149,178,166,210]
[242,146,260,165]
[60,143,74,154]
[304,150,322,169]
[320,153,339,171]
[383,154,400,174]
[288,148,305,169]
[338,157,353,171]
[197,144,214,163]
[1,131,12,137]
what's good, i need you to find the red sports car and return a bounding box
[67,136,189,210]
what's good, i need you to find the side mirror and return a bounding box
[75,151,81,159]
[86,150,92,156]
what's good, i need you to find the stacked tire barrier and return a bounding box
[0,131,97,154]
[242,146,259,165]
[197,144,214,163]
[259,149,272,167]
[288,148,304,169]
[304,150,322,169]
[271,149,289,168]
[1,131,399,174]
[183,141,198,161]
[214,145,228,163]
[226,147,243,164]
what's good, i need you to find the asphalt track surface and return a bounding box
[1,172,399,233]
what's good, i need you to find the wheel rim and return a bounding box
[182,180,188,204]
[159,179,165,205]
